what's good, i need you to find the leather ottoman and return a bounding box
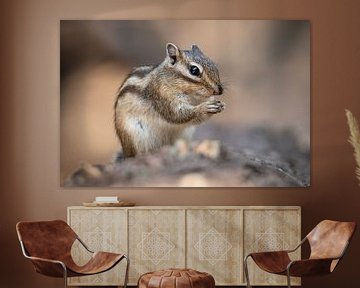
[138,268,215,288]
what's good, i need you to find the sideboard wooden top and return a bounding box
[68,206,301,210]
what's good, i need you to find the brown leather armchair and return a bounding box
[16,220,129,288]
[244,220,356,288]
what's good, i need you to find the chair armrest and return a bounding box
[25,255,65,265]
[285,237,307,253]
[245,237,306,259]
[25,255,67,277]
[76,236,94,253]
[247,250,290,258]
[287,258,336,277]
[19,240,67,277]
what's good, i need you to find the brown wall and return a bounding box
[1,0,360,287]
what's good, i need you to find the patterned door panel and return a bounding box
[187,209,243,285]
[68,208,127,286]
[128,209,186,284]
[244,209,301,286]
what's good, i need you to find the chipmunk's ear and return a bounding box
[192,44,203,54]
[166,43,180,65]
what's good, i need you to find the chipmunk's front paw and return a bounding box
[206,100,225,114]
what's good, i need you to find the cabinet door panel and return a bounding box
[68,209,127,286]
[128,209,186,284]
[187,209,243,285]
[244,209,301,286]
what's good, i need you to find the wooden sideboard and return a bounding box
[67,206,301,286]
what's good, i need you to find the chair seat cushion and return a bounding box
[250,251,291,274]
[138,268,215,288]
[66,252,124,276]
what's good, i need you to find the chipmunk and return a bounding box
[114,43,224,158]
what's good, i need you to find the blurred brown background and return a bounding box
[1,0,360,287]
[60,20,310,186]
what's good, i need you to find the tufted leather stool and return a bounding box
[138,268,215,288]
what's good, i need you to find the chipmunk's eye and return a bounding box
[189,65,201,77]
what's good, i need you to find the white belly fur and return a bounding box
[124,114,194,154]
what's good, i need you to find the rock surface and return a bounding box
[65,132,309,187]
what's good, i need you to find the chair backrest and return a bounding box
[16,220,77,261]
[307,220,356,261]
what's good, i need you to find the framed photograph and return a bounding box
[60,20,310,187]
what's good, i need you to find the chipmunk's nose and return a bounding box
[217,84,223,95]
